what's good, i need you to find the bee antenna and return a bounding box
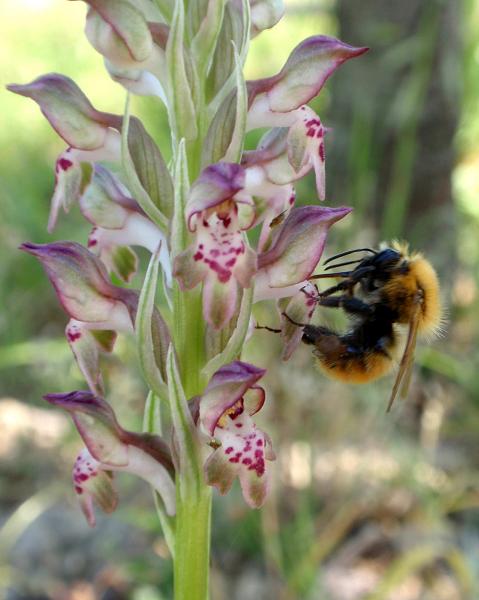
[282,312,307,328]
[324,258,364,271]
[255,324,281,334]
[323,248,376,266]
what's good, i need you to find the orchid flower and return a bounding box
[250,0,285,36]
[247,36,368,128]
[82,0,169,102]
[81,166,171,284]
[255,205,352,300]
[231,0,284,36]
[245,36,367,201]
[20,241,170,393]
[243,116,326,212]
[45,390,176,526]
[7,74,122,232]
[174,163,257,330]
[198,361,274,508]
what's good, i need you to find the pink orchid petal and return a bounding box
[257,205,352,287]
[65,320,105,395]
[7,74,121,148]
[280,281,317,360]
[20,241,133,324]
[49,152,83,232]
[203,275,238,330]
[243,386,266,416]
[45,390,129,466]
[186,163,246,232]
[84,0,153,63]
[72,448,118,527]
[173,245,209,290]
[254,274,306,302]
[247,36,368,119]
[200,361,266,436]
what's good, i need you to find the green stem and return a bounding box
[174,486,212,600]
[173,285,207,398]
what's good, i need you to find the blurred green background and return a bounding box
[2,0,479,598]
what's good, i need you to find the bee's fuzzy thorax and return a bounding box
[408,255,442,335]
[379,240,441,336]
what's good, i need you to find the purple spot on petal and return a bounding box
[193,251,203,261]
[67,329,82,343]
[319,142,325,162]
[75,486,83,494]
[225,446,234,454]
[220,216,231,228]
[256,439,264,447]
[204,258,231,282]
[58,158,73,172]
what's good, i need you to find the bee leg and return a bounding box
[318,295,374,316]
[301,324,338,346]
[318,266,376,298]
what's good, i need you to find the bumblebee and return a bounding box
[296,242,442,411]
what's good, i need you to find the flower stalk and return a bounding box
[10,0,367,596]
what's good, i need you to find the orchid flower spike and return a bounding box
[44,390,176,526]
[198,361,274,508]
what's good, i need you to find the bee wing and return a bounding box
[386,300,421,412]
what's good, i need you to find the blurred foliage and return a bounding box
[1,0,479,599]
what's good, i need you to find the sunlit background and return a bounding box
[2,0,479,598]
